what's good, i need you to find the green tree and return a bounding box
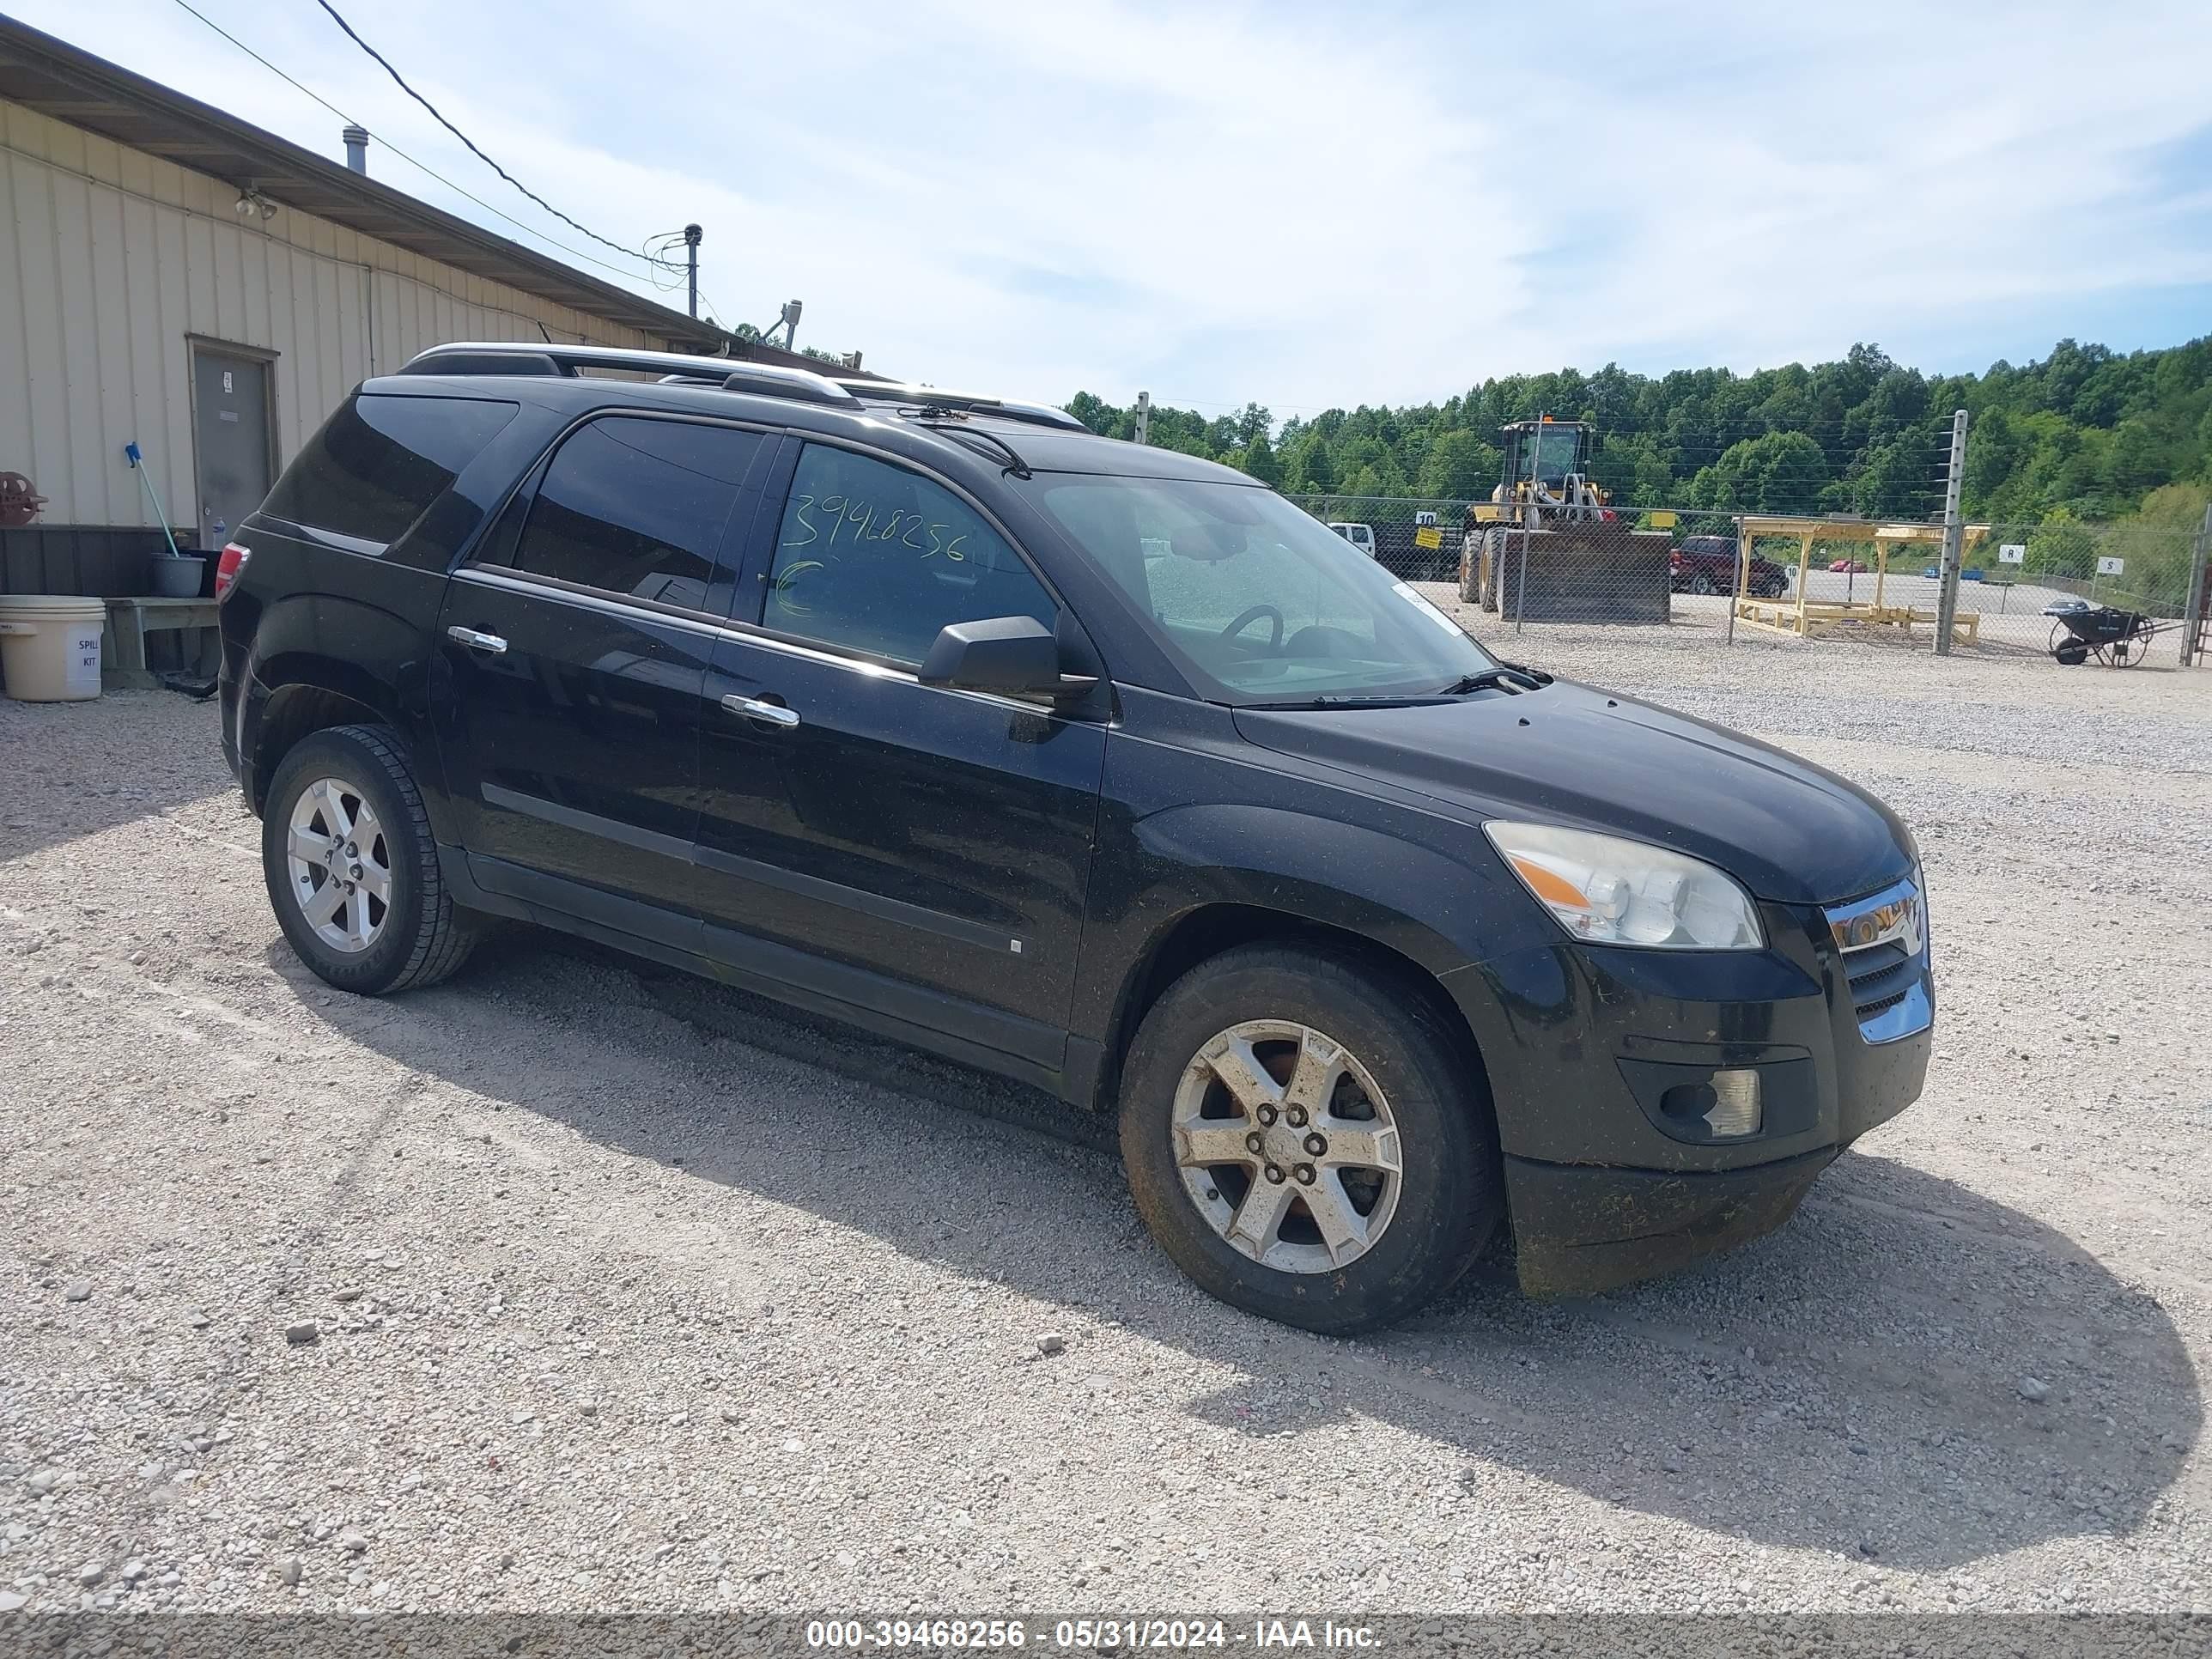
[2027,508,2097,579]
[1060,331,2210,529]
[1686,432,1829,514]
[1415,429,1497,499]
[1238,434,1281,486]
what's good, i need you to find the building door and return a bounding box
[191,346,273,547]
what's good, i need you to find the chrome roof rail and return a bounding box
[396,342,862,409]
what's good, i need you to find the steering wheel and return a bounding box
[1220,604,1284,649]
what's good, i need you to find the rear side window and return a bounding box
[511,417,764,614]
[762,444,1054,665]
[262,394,517,547]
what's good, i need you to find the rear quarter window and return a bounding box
[261,394,519,547]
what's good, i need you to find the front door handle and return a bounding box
[720,693,799,728]
[446,625,508,654]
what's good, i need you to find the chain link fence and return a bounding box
[1948,521,2203,665]
[1286,480,2212,670]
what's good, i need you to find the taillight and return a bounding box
[215,541,252,600]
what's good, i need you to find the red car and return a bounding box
[1669,534,1789,597]
[1830,558,1869,574]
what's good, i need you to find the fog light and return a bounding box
[1659,1069,1764,1139]
[1706,1068,1763,1138]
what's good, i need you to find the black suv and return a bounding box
[217,343,1932,1334]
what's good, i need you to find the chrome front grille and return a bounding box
[1825,878,1931,1043]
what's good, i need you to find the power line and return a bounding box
[167,0,673,288]
[309,0,672,274]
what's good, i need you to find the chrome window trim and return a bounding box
[449,564,1073,720]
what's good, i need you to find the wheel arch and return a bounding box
[245,659,456,847]
[1090,899,1498,1139]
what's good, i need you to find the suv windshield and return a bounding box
[1031,476,1495,703]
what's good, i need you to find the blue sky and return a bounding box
[18,1,2212,418]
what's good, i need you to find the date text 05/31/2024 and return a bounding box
[804,1621,1382,1650]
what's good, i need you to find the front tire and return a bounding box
[261,724,478,995]
[1119,945,1502,1334]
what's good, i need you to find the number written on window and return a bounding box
[766,446,1053,665]
[780,491,970,563]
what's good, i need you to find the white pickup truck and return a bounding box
[1327,521,1377,558]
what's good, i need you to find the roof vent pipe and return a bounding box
[342,125,369,174]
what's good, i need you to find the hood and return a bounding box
[1232,679,1914,905]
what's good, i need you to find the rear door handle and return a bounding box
[446,626,508,653]
[720,693,799,728]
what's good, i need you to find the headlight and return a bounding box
[1485,822,1763,950]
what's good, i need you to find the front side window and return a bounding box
[261,394,518,547]
[763,445,1054,665]
[513,417,763,613]
[1031,476,1496,703]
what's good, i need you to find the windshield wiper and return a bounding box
[1258,694,1456,710]
[1436,661,1551,696]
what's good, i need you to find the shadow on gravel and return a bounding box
[284,930,2202,1577]
[0,691,231,865]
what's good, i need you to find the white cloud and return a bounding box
[14,0,2210,417]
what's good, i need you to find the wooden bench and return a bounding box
[103,597,219,690]
[1735,596,1980,647]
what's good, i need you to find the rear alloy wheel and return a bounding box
[1688,572,1718,596]
[262,725,478,995]
[284,777,391,954]
[1120,945,1501,1334]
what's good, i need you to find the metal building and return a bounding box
[0,16,797,598]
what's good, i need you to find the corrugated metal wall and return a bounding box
[0,99,660,536]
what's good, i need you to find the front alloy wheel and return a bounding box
[1173,1020,1402,1273]
[1119,945,1503,1334]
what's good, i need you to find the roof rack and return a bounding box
[397,341,863,409]
[834,378,1089,433]
[392,343,1085,428]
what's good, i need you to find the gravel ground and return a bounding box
[1,619,2208,1618]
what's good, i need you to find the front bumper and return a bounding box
[1443,888,1931,1295]
[1502,1147,1838,1296]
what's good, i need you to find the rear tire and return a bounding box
[261,724,478,995]
[1118,945,1502,1334]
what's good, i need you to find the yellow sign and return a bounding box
[1413,526,1443,550]
[1648,511,1677,529]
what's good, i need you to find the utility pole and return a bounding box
[1514,498,1532,635]
[2183,502,2212,668]
[682,224,702,320]
[1133,391,1152,447]
[1933,408,1968,657]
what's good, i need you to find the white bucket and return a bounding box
[0,595,106,702]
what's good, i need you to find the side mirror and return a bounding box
[917,616,1072,696]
